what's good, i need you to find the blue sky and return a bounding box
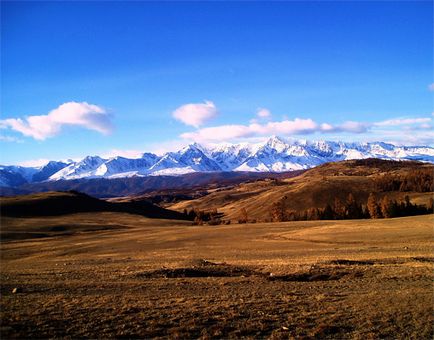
[1,1,433,165]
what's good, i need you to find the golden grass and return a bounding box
[1,213,433,338]
[169,161,434,221]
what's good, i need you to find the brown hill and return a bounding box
[168,159,433,221]
[0,190,187,220]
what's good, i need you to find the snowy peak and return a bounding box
[49,156,106,180]
[1,137,433,184]
[264,135,288,153]
[150,144,221,174]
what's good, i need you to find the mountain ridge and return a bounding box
[1,136,433,187]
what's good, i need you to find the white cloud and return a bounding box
[261,118,319,134]
[319,123,334,132]
[18,158,52,167]
[368,128,434,146]
[180,118,367,142]
[428,83,434,91]
[256,108,271,118]
[419,123,432,129]
[0,102,112,140]
[402,123,433,131]
[335,121,369,133]
[181,124,254,142]
[172,100,217,127]
[374,117,431,127]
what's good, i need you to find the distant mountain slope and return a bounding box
[168,159,434,221]
[1,171,303,198]
[0,191,188,220]
[1,137,433,186]
[0,161,71,187]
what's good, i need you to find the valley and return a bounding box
[2,1,432,338]
[1,158,433,338]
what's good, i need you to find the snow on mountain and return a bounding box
[1,137,433,185]
[32,161,70,182]
[149,144,222,173]
[0,161,69,187]
[205,142,261,171]
[49,156,107,180]
[0,165,39,182]
[94,153,160,177]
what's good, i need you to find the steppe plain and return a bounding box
[1,212,433,338]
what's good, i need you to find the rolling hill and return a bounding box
[0,191,187,220]
[168,159,434,221]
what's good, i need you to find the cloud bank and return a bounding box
[181,118,369,142]
[176,102,432,143]
[0,102,112,140]
[172,100,217,127]
[374,117,431,127]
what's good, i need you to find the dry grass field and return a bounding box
[1,212,433,338]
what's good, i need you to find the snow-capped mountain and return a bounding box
[93,153,160,178]
[49,156,106,180]
[31,161,70,182]
[0,161,70,187]
[149,144,222,175]
[1,136,433,186]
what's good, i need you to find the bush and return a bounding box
[207,218,221,226]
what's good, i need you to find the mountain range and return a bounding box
[1,136,433,188]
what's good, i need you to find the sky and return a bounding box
[1,1,433,165]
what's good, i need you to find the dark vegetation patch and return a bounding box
[328,257,434,266]
[1,232,52,241]
[138,260,255,278]
[412,257,434,263]
[311,324,354,338]
[352,158,424,171]
[137,190,208,205]
[0,191,187,220]
[268,268,359,282]
[329,259,375,266]
[138,260,363,282]
[0,224,127,242]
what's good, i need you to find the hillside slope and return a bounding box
[1,171,304,198]
[169,159,433,221]
[0,191,187,220]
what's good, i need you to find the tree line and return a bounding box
[268,193,433,222]
[373,168,433,192]
[183,208,230,225]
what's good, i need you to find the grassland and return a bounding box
[169,160,433,221]
[1,213,433,338]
